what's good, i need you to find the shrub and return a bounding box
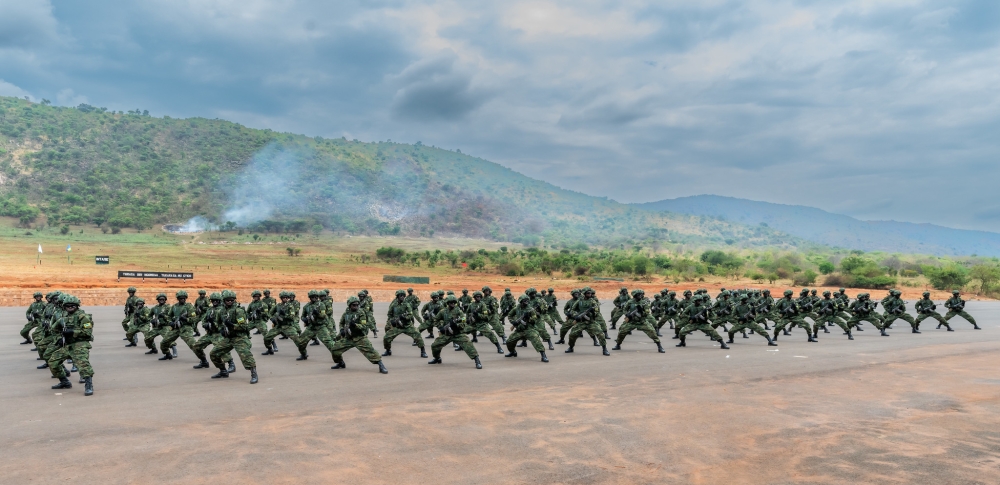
[499,262,523,277]
[818,261,835,275]
[924,264,970,290]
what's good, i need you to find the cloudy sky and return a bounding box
[2,1,999,231]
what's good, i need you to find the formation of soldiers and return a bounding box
[16,285,981,396]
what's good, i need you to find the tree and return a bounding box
[924,264,970,290]
[818,261,835,275]
[969,264,1000,294]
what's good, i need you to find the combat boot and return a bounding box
[603,331,610,339]
[377,361,388,374]
[272,342,278,352]
[657,342,665,353]
[412,341,418,346]
[296,353,308,361]
[495,342,504,354]
[474,357,482,369]
[31,347,38,351]
[420,348,428,358]
[310,338,320,346]
[145,348,158,355]
[592,336,599,346]
[540,352,549,363]
[158,353,173,360]
[52,377,72,389]
[331,358,346,369]
[808,335,817,342]
[675,337,686,347]
[767,336,778,346]
[505,351,518,358]
[612,343,622,350]
[471,335,478,343]
[912,328,921,334]
[453,343,462,351]
[70,364,78,372]
[193,360,210,369]
[250,368,258,384]
[822,327,830,334]
[726,336,735,344]
[84,377,93,396]
[565,345,574,353]
[517,340,527,348]
[261,346,274,356]
[974,324,982,330]
[547,340,554,350]
[743,330,750,338]
[20,338,32,345]
[555,338,566,344]
[37,362,49,369]
[227,361,236,373]
[946,325,954,331]
[656,330,662,337]
[427,358,442,364]
[79,375,86,384]
[718,339,730,350]
[193,329,201,337]
[501,336,507,344]
[171,345,178,357]
[610,323,616,330]
[211,369,229,379]
[381,348,392,357]
[425,330,435,339]
[880,328,890,337]
[847,331,854,340]
[602,346,610,356]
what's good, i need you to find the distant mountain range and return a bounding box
[635,195,1000,257]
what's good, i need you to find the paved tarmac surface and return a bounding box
[2,301,999,484]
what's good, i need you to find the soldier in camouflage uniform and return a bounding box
[210,290,258,383]
[846,293,888,336]
[814,291,852,340]
[499,288,515,324]
[544,287,564,329]
[556,289,582,344]
[330,297,388,373]
[144,294,172,355]
[914,292,950,330]
[482,286,506,344]
[191,293,235,371]
[610,287,629,330]
[257,289,277,334]
[565,287,610,355]
[192,289,209,337]
[426,296,482,368]
[20,291,45,344]
[418,291,443,338]
[525,288,555,350]
[944,290,979,329]
[382,290,427,358]
[321,289,335,335]
[34,292,62,369]
[121,287,140,339]
[676,295,729,349]
[247,290,269,335]
[710,291,733,332]
[465,291,504,353]
[261,291,300,355]
[124,298,153,347]
[405,288,422,325]
[357,290,377,338]
[672,290,695,340]
[613,289,665,353]
[458,289,473,313]
[293,290,337,361]
[726,294,777,345]
[881,290,919,333]
[773,290,815,342]
[657,291,680,333]
[48,295,95,396]
[505,296,549,362]
[158,291,199,360]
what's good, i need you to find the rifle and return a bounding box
[690,305,709,324]
[390,317,404,329]
[626,308,642,322]
[511,315,531,331]
[575,305,594,322]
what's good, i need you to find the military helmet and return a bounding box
[347,296,359,305]
[810,289,817,295]
[547,287,555,292]
[518,295,529,302]
[504,288,511,292]
[361,289,369,295]
[740,294,748,300]
[653,294,661,299]
[445,295,458,303]
[61,295,81,306]
[198,289,207,295]
[660,289,669,295]
[251,290,262,297]
[839,288,846,293]
[952,290,960,294]
[620,287,628,293]
[482,286,492,292]
[571,288,581,295]
[784,290,794,296]
[446,291,455,296]
[287,291,296,298]
[683,290,692,295]
[582,287,594,293]
[668,291,676,297]
[263,289,272,295]
[176,290,188,298]
[308,290,320,298]
[210,292,222,301]
[407,287,414,292]
[395,289,406,297]
[156,293,167,300]
[631,289,644,297]
[127,286,137,292]
[135,297,145,304]
[923,291,931,297]
[33,291,43,297]
[822,291,831,296]
[322,289,330,296]
[221,290,236,300]
[462,289,469,294]
[473,291,483,297]
[762,289,770,294]
[526,287,537,295]
[800,288,809,294]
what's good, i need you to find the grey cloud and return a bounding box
[390,55,489,121]
[0,0,59,48]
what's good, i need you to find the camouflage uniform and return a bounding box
[465,292,503,353]
[262,292,301,354]
[158,292,199,358]
[482,287,505,342]
[676,296,729,349]
[48,296,95,395]
[845,294,887,336]
[609,288,629,329]
[210,290,258,383]
[124,299,154,347]
[121,288,139,335]
[418,292,443,338]
[726,295,776,345]
[191,294,234,368]
[20,292,46,343]
[330,297,387,373]
[613,290,664,352]
[383,291,426,356]
[814,293,852,339]
[881,290,918,333]
[428,297,481,366]
[294,291,337,359]
[405,289,422,325]
[772,291,814,341]
[565,288,609,354]
[505,296,548,361]
[914,293,950,329]
[247,291,269,335]
[944,292,979,329]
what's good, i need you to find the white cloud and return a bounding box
[0,79,32,100]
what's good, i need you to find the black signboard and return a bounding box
[117,271,194,281]
[95,256,110,265]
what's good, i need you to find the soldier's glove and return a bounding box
[62,327,74,337]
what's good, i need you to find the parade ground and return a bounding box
[2,301,999,484]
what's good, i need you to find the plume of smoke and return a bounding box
[221,143,308,226]
[170,216,217,233]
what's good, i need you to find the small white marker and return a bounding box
[794,356,808,358]
[767,349,779,352]
[725,355,730,358]
[55,393,62,396]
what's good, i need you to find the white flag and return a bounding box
[38,244,43,254]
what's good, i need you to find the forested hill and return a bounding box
[636,195,1000,257]
[0,96,801,248]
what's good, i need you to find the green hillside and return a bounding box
[0,96,802,248]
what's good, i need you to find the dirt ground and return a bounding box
[2,301,999,484]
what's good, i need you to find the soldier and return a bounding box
[405,288,422,326]
[191,293,235,372]
[556,289,582,344]
[293,290,337,361]
[499,288,515,324]
[257,289,277,334]
[426,296,482,368]
[383,290,428,358]
[505,295,549,362]
[846,293,887,336]
[814,291,853,340]
[672,290,694,340]
[124,298,153,347]
[610,287,629,329]
[157,291,198,360]
[796,288,818,328]
[710,291,733,332]
[210,290,259,384]
[34,292,63,369]
[565,287,610,355]
[20,291,45,345]
[192,289,209,337]
[321,289,335,334]
[465,291,504,353]
[882,290,919,333]
[458,289,473,313]
[330,297,388,374]
[727,294,777,346]
[676,295,729,349]
[772,290,815,342]
[261,291,300,355]
[418,291,443,338]
[144,293,173,355]
[247,290,269,336]
[544,287,563,330]
[944,290,979,329]
[121,287,140,339]
[657,290,680,333]
[613,289,665,353]
[482,286,506,344]
[48,295,95,396]
[280,291,301,340]
[914,292,950,330]
[357,290,377,338]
